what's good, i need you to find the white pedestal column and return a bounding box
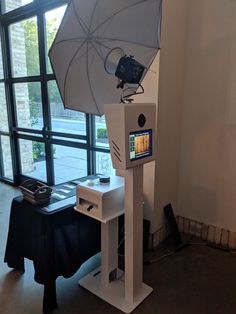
[124,165,153,305]
[125,165,143,301]
[79,167,153,313]
[101,217,118,287]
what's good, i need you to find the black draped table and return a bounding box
[4,195,101,313]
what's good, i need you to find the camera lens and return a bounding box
[138,114,146,127]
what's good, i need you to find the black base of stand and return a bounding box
[164,203,183,248]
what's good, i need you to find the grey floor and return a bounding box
[1,182,236,314]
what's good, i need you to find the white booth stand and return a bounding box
[75,103,156,313]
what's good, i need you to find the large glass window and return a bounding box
[0,0,112,185]
[53,145,87,184]
[3,0,33,13]
[14,82,43,129]
[45,5,67,74]
[9,17,39,78]
[48,80,86,137]
[95,116,109,148]
[0,84,9,132]
[0,136,13,180]
[19,139,47,182]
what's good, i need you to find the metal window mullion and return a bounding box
[87,114,96,175]
[1,23,21,184]
[86,114,91,174]
[45,130,87,140]
[49,137,89,150]
[38,10,54,185]
[0,131,10,136]
[14,133,44,142]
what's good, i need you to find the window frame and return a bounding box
[0,0,111,186]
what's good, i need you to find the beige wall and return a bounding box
[129,0,189,233]
[178,0,236,231]
[154,0,188,232]
[118,0,236,235]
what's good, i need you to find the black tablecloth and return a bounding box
[4,196,101,312]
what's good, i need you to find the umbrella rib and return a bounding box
[72,0,89,35]
[63,40,87,103]
[93,40,111,63]
[91,42,105,62]
[97,36,158,50]
[89,0,100,33]
[52,37,87,48]
[86,42,100,115]
[93,40,112,51]
[90,0,152,36]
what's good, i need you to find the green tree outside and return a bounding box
[23,17,61,103]
[23,17,61,160]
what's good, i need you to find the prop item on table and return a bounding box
[20,179,52,205]
[99,175,110,184]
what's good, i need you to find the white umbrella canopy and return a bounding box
[49,0,162,116]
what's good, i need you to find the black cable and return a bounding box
[145,240,235,265]
[123,83,144,100]
[120,83,145,103]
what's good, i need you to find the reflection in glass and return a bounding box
[3,0,33,13]
[0,84,9,132]
[45,5,67,74]
[53,145,87,184]
[14,82,43,130]
[96,152,115,176]
[19,139,47,182]
[10,17,39,77]
[48,80,86,136]
[0,136,13,180]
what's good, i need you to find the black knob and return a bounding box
[87,205,94,212]
[138,114,146,127]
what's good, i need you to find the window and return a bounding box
[95,116,109,148]
[53,145,87,184]
[14,82,43,129]
[48,80,86,139]
[0,136,13,180]
[19,138,47,182]
[0,84,9,132]
[45,6,67,74]
[9,17,39,78]
[0,0,111,185]
[2,0,33,14]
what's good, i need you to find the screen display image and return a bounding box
[129,129,152,161]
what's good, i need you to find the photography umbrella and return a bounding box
[49,0,162,116]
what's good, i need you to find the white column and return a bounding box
[125,165,143,303]
[101,217,118,287]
